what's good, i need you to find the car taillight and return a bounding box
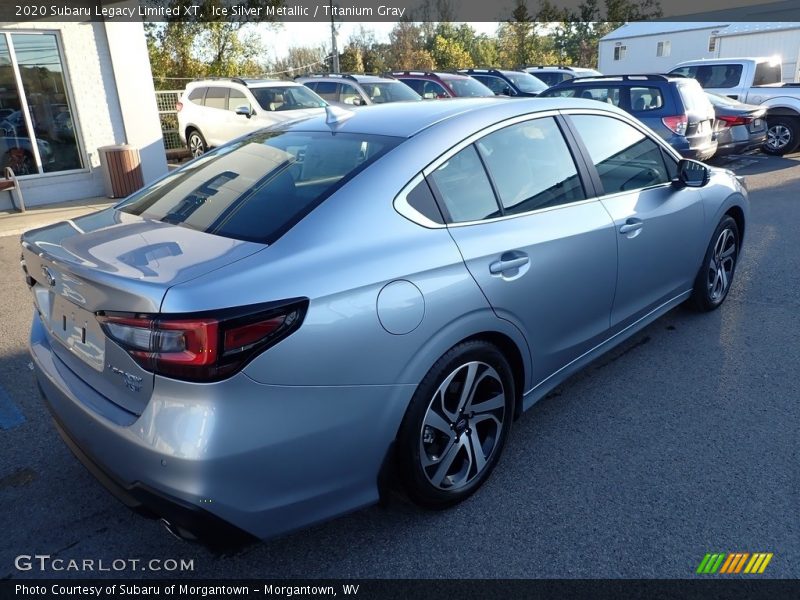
[97,300,308,382]
[717,115,752,127]
[662,115,688,135]
[175,101,183,112]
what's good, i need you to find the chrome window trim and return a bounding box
[422,110,561,177]
[395,109,599,229]
[445,197,599,228]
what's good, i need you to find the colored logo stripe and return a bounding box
[719,553,749,573]
[698,552,773,574]
[744,553,773,574]
[697,553,725,574]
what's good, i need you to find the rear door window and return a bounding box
[630,86,664,111]
[204,87,228,110]
[475,117,585,214]
[227,89,249,112]
[308,81,338,102]
[427,145,499,223]
[400,78,425,95]
[422,80,449,99]
[754,61,782,86]
[546,86,621,107]
[117,131,401,244]
[339,83,362,105]
[478,75,508,95]
[569,114,671,195]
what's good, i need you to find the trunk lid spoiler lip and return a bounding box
[21,209,268,315]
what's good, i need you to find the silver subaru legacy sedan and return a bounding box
[23,98,747,544]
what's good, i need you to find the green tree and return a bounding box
[539,0,663,67]
[339,45,365,73]
[430,35,473,69]
[346,26,390,73]
[145,0,281,88]
[388,21,435,71]
[496,1,560,68]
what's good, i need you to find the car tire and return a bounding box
[763,116,800,155]
[187,129,208,158]
[396,340,514,509]
[689,215,740,312]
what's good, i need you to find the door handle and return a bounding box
[619,220,644,234]
[489,255,529,274]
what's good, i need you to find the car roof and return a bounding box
[674,57,776,67]
[462,69,524,77]
[554,74,683,85]
[187,79,303,89]
[280,97,629,138]
[392,71,471,81]
[297,74,398,84]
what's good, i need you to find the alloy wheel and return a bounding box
[188,133,205,158]
[419,361,506,491]
[706,226,737,303]
[766,124,792,152]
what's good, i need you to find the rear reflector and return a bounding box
[662,115,688,136]
[98,300,307,382]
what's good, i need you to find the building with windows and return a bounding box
[599,22,800,82]
[0,18,167,210]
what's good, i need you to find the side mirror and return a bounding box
[423,92,437,100]
[502,86,513,96]
[235,105,253,118]
[674,159,711,188]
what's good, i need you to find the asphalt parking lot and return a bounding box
[0,151,797,580]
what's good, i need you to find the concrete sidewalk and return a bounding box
[0,196,115,238]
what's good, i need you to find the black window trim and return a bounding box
[560,109,681,200]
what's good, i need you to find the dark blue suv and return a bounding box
[539,74,717,161]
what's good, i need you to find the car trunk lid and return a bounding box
[22,208,265,415]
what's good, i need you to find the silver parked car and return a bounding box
[24,98,748,543]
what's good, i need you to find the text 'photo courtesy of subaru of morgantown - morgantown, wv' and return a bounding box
[23,96,748,544]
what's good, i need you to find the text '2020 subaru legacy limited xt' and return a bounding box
[24,98,747,543]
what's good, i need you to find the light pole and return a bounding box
[329,0,340,72]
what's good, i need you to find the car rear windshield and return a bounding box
[249,86,327,111]
[446,77,495,97]
[117,131,402,245]
[363,82,421,103]
[505,72,548,94]
[677,81,713,114]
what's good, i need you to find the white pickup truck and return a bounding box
[669,57,800,155]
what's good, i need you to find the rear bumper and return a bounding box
[30,312,413,542]
[714,128,767,157]
[42,389,254,546]
[680,142,718,162]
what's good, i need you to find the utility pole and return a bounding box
[330,0,340,72]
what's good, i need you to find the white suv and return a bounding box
[177,78,327,157]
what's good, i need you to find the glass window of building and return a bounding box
[0,31,83,175]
